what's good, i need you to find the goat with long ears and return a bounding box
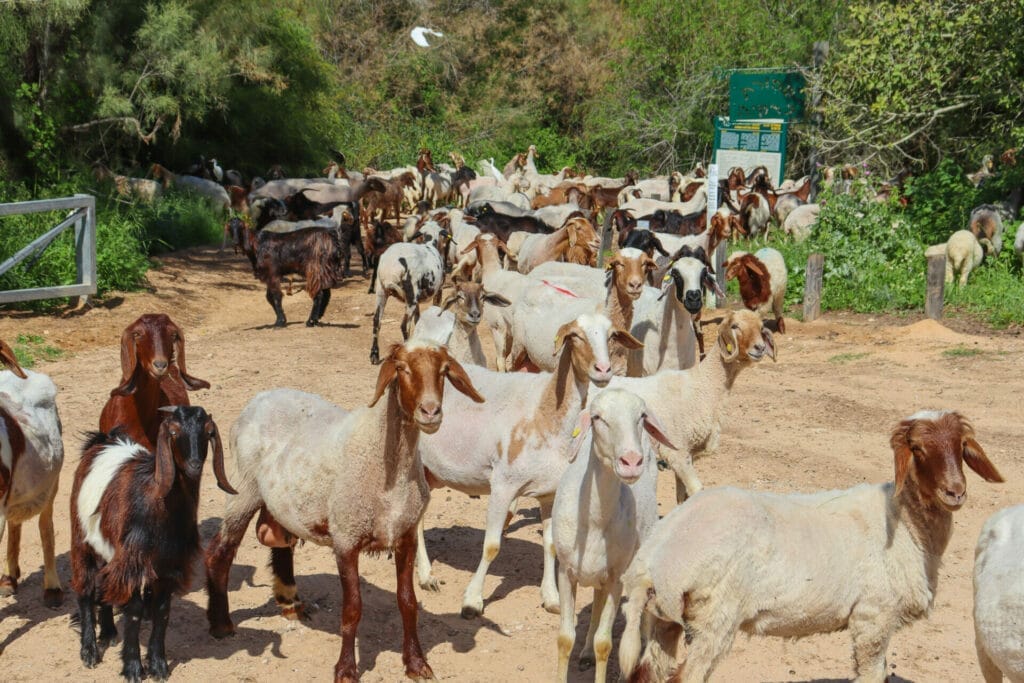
[100,314,210,451]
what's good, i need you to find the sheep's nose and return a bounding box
[593,362,611,375]
[619,452,643,469]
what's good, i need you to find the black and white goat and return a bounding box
[70,406,236,682]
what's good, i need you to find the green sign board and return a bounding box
[713,117,788,185]
[728,69,806,121]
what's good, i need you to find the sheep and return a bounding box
[0,340,64,607]
[783,202,820,241]
[516,214,600,273]
[619,410,1005,683]
[412,280,512,366]
[969,205,1006,256]
[973,504,1024,682]
[738,189,771,237]
[232,223,342,327]
[609,309,775,503]
[552,389,676,683]
[416,312,640,614]
[946,229,990,286]
[99,314,210,451]
[619,191,707,223]
[459,233,533,371]
[149,163,229,213]
[628,250,718,376]
[1014,222,1024,267]
[71,405,235,682]
[370,238,446,364]
[725,247,788,332]
[205,342,482,682]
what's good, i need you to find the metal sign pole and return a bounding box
[705,164,720,308]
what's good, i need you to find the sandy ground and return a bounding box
[0,245,1021,683]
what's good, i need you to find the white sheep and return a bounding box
[783,202,820,242]
[946,229,989,286]
[204,341,484,681]
[417,312,640,614]
[552,389,675,683]
[619,410,1005,683]
[973,504,1024,682]
[725,247,789,333]
[370,239,446,364]
[0,345,64,607]
[607,309,776,502]
[412,280,511,366]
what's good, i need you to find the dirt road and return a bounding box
[0,246,1020,682]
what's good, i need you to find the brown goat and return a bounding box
[99,315,209,452]
[726,253,772,311]
[361,174,416,229]
[968,206,1004,256]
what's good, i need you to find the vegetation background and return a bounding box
[1,0,1022,324]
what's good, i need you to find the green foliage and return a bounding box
[828,352,871,363]
[12,334,65,368]
[942,346,983,358]
[904,159,980,245]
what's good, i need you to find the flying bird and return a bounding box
[410,26,443,48]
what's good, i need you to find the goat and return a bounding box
[0,339,64,607]
[968,205,1005,256]
[471,203,553,243]
[361,174,416,229]
[725,248,788,332]
[72,406,235,681]
[99,315,210,451]
[205,342,481,682]
[620,410,1003,682]
[370,238,446,364]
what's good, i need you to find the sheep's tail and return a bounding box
[620,562,654,680]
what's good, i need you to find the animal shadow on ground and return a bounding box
[0,555,73,654]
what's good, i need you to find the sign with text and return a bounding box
[713,117,788,186]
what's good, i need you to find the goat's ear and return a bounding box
[642,408,678,451]
[747,259,766,277]
[112,325,139,396]
[717,311,740,361]
[459,239,478,255]
[761,327,777,361]
[208,419,238,494]
[959,418,1004,482]
[441,290,461,311]
[703,269,726,300]
[154,421,178,499]
[611,328,644,350]
[444,354,485,404]
[172,324,210,391]
[567,410,592,463]
[0,340,27,379]
[553,321,579,356]
[483,292,512,307]
[642,254,658,272]
[604,254,622,271]
[890,420,915,494]
[369,357,399,407]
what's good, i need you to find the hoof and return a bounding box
[405,662,435,680]
[306,320,319,327]
[147,654,169,681]
[80,643,100,668]
[273,320,287,328]
[0,575,17,597]
[542,600,560,614]
[280,602,308,621]
[43,588,64,609]
[209,622,236,639]
[121,658,144,683]
[418,576,441,592]
[98,627,118,647]
[578,654,595,671]
[369,354,381,365]
[460,605,482,620]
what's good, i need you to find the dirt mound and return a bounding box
[893,318,970,344]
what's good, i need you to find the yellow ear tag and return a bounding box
[662,274,671,283]
[554,335,560,347]
[572,427,581,438]
[726,343,733,352]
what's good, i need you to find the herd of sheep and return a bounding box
[0,149,1021,682]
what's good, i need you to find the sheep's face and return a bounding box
[606,248,653,300]
[553,314,642,386]
[661,254,720,315]
[571,389,677,484]
[370,343,484,432]
[717,310,776,363]
[442,283,510,326]
[890,411,1003,511]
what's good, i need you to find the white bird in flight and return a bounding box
[410,26,443,48]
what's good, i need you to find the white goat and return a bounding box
[946,229,989,286]
[783,202,820,242]
[621,410,1003,683]
[552,389,675,683]
[370,239,446,364]
[0,345,64,607]
[974,504,1024,683]
[417,313,640,615]
[413,280,511,366]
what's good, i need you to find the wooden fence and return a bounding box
[0,194,96,305]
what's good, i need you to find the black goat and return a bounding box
[613,209,639,247]
[470,203,552,243]
[622,229,670,259]
[639,208,706,235]
[70,406,235,682]
[284,188,352,221]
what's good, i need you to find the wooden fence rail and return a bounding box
[0,194,96,306]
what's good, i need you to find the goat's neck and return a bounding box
[368,388,423,491]
[478,249,504,278]
[604,280,635,330]
[540,348,591,440]
[693,344,745,396]
[896,485,954,593]
[452,322,485,366]
[582,456,626,528]
[655,296,693,366]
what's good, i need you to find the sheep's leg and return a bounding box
[945,258,954,284]
[490,324,509,372]
[370,292,386,365]
[849,608,891,683]
[334,547,362,683]
[975,634,1003,683]
[39,491,63,606]
[670,452,704,504]
[0,519,20,596]
[461,485,518,618]
[120,589,146,683]
[146,582,172,681]
[205,489,262,638]
[578,587,606,671]
[395,529,434,680]
[271,547,306,620]
[539,497,560,613]
[415,515,439,592]
[266,287,286,328]
[98,604,117,646]
[592,585,620,683]
[556,564,577,683]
